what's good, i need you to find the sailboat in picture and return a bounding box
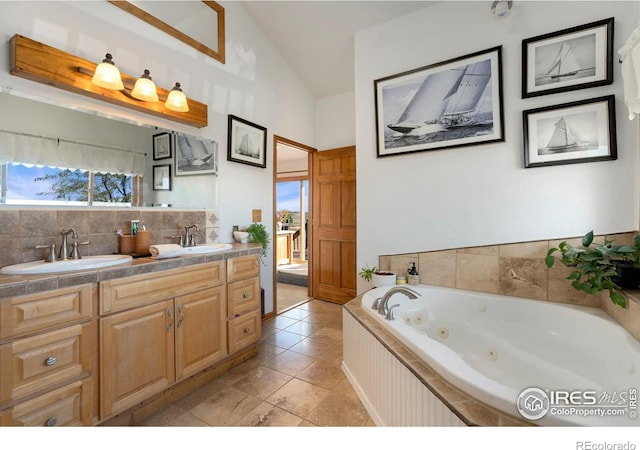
[536,42,594,84]
[387,59,493,135]
[541,117,590,154]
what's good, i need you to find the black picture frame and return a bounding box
[523,95,617,168]
[174,133,219,176]
[227,115,267,168]
[153,132,172,160]
[152,164,172,191]
[374,46,504,157]
[522,17,614,98]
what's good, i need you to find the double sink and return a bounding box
[0,243,234,275]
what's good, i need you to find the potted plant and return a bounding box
[545,230,640,308]
[359,264,396,287]
[246,222,270,263]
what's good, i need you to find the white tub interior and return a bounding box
[359,285,640,426]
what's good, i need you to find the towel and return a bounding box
[149,244,182,259]
[618,25,640,120]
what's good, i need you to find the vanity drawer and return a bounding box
[0,321,94,405]
[100,260,225,314]
[228,309,261,354]
[0,284,94,340]
[0,379,93,426]
[227,277,260,317]
[227,255,260,283]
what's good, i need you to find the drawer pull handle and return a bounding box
[244,327,251,333]
[45,356,57,366]
[242,293,249,299]
[45,417,57,426]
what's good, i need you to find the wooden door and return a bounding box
[311,146,357,303]
[99,299,175,419]
[175,286,227,380]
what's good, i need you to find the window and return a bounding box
[1,163,135,206]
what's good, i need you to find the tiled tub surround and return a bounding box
[378,232,640,342]
[0,208,221,268]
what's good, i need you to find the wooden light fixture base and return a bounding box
[9,34,208,128]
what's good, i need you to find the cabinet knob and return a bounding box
[45,417,58,426]
[45,356,57,366]
[244,327,251,333]
[242,293,249,299]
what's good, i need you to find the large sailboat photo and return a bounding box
[375,47,504,156]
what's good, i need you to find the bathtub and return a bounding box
[355,285,640,426]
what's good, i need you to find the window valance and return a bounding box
[0,130,145,176]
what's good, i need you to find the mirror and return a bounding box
[108,1,225,64]
[0,91,217,209]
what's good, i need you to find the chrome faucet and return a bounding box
[377,286,421,317]
[182,224,199,247]
[58,228,78,260]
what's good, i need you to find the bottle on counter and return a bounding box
[407,262,419,286]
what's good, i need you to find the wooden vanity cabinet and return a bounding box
[227,254,261,354]
[0,284,97,426]
[99,261,227,419]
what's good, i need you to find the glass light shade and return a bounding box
[165,83,189,112]
[131,69,159,102]
[91,54,125,90]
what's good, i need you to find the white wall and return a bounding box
[355,1,640,291]
[0,1,317,316]
[316,91,356,150]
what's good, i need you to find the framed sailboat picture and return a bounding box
[227,115,267,168]
[523,95,616,168]
[522,17,614,98]
[374,46,504,157]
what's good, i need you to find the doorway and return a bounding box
[273,136,315,314]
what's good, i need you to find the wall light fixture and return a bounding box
[10,34,207,128]
[165,83,189,112]
[131,69,159,102]
[91,53,125,90]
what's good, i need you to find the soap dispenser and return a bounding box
[407,262,419,286]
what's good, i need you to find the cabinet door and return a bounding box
[100,300,175,419]
[175,286,227,380]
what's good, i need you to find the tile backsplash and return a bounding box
[379,232,640,342]
[0,208,220,267]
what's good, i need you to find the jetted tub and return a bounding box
[358,285,640,426]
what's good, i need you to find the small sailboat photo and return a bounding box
[534,36,596,87]
[540,116,591,154]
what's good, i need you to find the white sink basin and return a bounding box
[181,243,233,255]
[0,255,133,275]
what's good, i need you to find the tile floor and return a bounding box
[277,281,310,312]
[141,299,373,426]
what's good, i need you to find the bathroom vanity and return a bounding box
[0,244,262,426]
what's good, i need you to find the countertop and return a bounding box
[0,242,263,299]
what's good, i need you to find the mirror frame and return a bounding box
[108,1,225,64]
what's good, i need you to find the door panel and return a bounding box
[311,147,356,304]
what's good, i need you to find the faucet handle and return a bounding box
[371,297,382,310]
[69,241,89,259]
[36,244,57,262]
[385,304,400,321]
[170,235,184,247]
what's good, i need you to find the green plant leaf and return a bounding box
[544,254,556,268]
[582,231,594,247]
[610,291,627,308]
